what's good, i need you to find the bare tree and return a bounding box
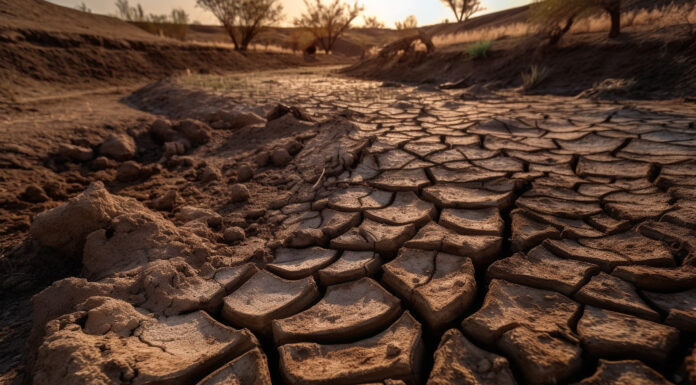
[294,0,364,54]
[115,0,145,21]
[170,8,190,25]
[441,0,485,22]
[197,0,283,51]
[362,15,385,28]
[530,0,622,45]
[395,15,418,30]
[75,2,91,13]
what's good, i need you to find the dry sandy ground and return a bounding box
[2,67,696,385]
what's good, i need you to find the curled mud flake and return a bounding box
[278,312,423,385]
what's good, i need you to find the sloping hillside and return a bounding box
[0,0,163,40]
[0,0,348,103]
[345,1,696,99]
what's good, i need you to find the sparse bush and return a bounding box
[294,0,363,54]
[395,15,418,30]
[197,0,284,51]
[115,1,190,40]
[115,0,145,21]
[362,15,385,29]
[521,65,550,90]
[433,22,533,47]
[289,29,316,53]
[441,0,485,22]
[75,2,91,13]
[468,40,492,59]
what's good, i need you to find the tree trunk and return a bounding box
[604,0,621,39]
[609,11,620,38]
[224,25,240,51]
[549,16,575,46]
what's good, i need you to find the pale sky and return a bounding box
[48,0,531,27]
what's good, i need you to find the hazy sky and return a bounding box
[48,0,531,26]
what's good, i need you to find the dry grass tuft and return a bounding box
[189,40,298,54]
[433,22,533,47]
[571,3,696,33]
[521,64,550,90]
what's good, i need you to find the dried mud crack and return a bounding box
[2,70,696,385]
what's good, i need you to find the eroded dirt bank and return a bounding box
[344,25,696,100]
[2,68,696,384]
[0,0,350,104]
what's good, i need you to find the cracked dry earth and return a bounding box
[13,70,696,385]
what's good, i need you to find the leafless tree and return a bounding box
[75,2,91,13]
[530,0,622,45]
[197,0,283,51]
[362,15,385,28]
[294,0,363,54]
[441,0,485,22]
[395,15,418,30]
[115,0,145,21]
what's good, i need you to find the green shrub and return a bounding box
[521,65,551,90]
[468,40,492,59]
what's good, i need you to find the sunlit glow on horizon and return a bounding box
[47,0,531,27]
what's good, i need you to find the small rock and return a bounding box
[91,156,116,170]
[57,143,94,162]
[198,166,221,183]
[99,133,136,161]
[152,190,178,211]
[236,164,254,182]
[116,161,142,182]
[141,163,161,177]
[223,227,246,243]
[230,184,250,203]
[177,119,211,145]
[20,184,49,203]
[271,148,293,167]
[163,139,190,157]
[42,181,68,200]
[245,209,265,219]
[255,151,270,167]
[285,139,304,155]
[149,119,177,142]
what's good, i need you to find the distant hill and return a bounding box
[0,0,162,41]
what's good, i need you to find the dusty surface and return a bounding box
[1,67,696,385]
